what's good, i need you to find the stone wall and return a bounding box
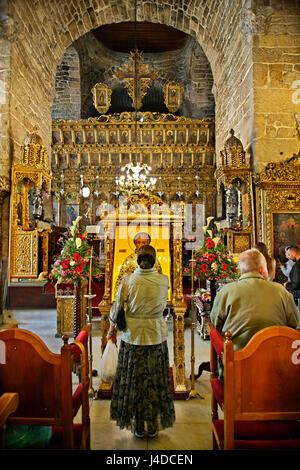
[4,0,299,167]
[52,45,81,120]
[252,1,300,171]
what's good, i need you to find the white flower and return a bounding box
[76,237,82,248]
[211,262,218,272]
[70,260,75,266]
[70,216,82,236]
[206,216,214,225]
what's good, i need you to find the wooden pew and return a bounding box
[0,393,19,448]
[210,325,300,449]
[0,327,90,449]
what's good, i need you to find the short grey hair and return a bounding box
[133,232,151,244]
[239,248,267,274]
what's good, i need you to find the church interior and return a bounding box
[0,0,300,452]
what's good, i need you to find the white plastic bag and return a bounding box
[99,340,118,382]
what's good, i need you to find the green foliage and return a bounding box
[49,217,103,285]
[185,217,239,281]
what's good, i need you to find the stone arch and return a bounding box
[7,0,255,168]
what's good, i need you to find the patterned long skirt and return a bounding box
[110,340,176,433]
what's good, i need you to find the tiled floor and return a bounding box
[1,308,213,450]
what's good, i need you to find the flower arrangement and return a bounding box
[195,288,211,303]
[185,216,239,281]
[49,216,103,285]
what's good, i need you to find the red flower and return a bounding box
[62,260,69,269]
[205,238,214,248]
[221,262,228,271]
[72,252,82,262]
[75,264,84,274]
[201,264,207,272]
[208,254,215,262]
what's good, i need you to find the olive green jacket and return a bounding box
[210,272,299,351]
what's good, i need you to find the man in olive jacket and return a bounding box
[210,248,299,353]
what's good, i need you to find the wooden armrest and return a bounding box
[0,323,18,330]
[0,393,19,426]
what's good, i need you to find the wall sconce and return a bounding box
[157,176,164,198]
[80,172,90,198]
[113,177,120,198]
[60,172,64,196]
[176,176,184,199]
[94,174,100,198]
[195,175,200,198]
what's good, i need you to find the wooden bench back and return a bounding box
[223,326,300,448]
[0,328,74,446]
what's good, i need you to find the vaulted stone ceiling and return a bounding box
[92,22,189,53]
[53,22,215,120]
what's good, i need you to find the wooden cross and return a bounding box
[113,49,160,110]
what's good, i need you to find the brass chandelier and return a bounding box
[116,162,157,196]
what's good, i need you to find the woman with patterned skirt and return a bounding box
[107,245,175,438]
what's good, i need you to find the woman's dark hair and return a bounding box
[137,253,155,269]
[255,242,269,260]
[137,245,156,269]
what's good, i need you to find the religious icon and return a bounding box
[85,130,95,144]
[242,193,250,228]
[80,154,89,167]
[189,130,198,144]
[96,129,107,144]
[52,130,62,145]
[273,213,300,259]
[113,231,163,300]
[64,204,79,227]
[69,153,78,168]
[90,153,99,166]
[62,130,72,145]
[74,130,84,145]
[163,81,184,113]
[92,82,112,114]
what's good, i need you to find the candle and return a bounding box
[89,246,93,293]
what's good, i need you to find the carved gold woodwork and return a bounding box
[226,229,253,255]
[113,50,160,110]
[55,282,87,337]
[9,128,52,282]
[51,112,216,218]
[9,229,39,278]
[215,129,254,253]
[98,196,188,397]
[52,112,214,156]
[163,81,184,113]
[254,153,300,258]
[56,296,75,336]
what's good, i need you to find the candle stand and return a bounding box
[84,292,97,398]
[187,251,204,400]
